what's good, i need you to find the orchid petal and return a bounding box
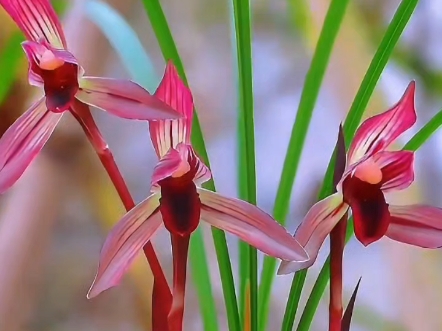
[0,97,61,193]
[88,194,162,298]
[386,204,442,248]
[149,61,194,158]
[151,144,211,190]
[372,150,414,192]
[199,188,308,262]
[77,77,180,120]
[278,194,348,275]
[151,148,183,187]
[0,0,66,48]
[348,82,416,164]
[342,175,390,246]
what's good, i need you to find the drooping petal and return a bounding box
[150,61,194,158]
[199,188,308,262]
[0,0,66,48]
[342,175,390,246]
[0,97,62,193]
[347,82,416,164]
[87,194,162,298]
[278,193,348,275]
[168,234,190,331]
[372,150,414,192]
[386,204,442,248]
[77,76,180,120]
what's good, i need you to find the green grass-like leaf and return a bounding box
[0,32,24,105]
[84,1,220,329]
[258,0,351,328]
[230,0,258,327]
[290,1,419,330]
[139,0,240,329]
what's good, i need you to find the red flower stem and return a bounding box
[329,213,347,331]
[70,103,172,327]
[168,234,190,331]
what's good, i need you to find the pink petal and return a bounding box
[278,194,348,275]
[0,97,62,193]
[198,188,308,262]
[0,0,66,48]
[347,82,416,164]
[88,194,162,298]
[372,150,415,192]
[150,61,194,158]
[386,204,442,248]
[151,144,211,189]
[151,148,183,187]
[77,77,181,120]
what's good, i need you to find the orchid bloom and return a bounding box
[279,81,442,275]
[0,0,179,193]
[88,62,308,328]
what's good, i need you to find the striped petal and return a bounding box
[386,204,442,248]
[77,77,180,120]
[348,82,416,164]
[151,143,211,190]
[88,193,162,298]
[373,150,415,192]
[150,61,194,158]
[0,0,66,48]
[0,97,62,193]
[278,193,348,275]
[199,188,308,262]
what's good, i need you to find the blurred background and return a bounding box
[0,0,441,330]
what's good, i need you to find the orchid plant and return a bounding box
[0,0,440,331]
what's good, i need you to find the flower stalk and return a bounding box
[70,102,172,330]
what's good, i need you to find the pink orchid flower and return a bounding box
[0,0,179,193]
[279,82,442,275]
[88,62,308,328]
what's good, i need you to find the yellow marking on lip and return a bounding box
[354,158,383,184]
[39,49,64,70]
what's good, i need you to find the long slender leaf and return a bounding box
[140,0,241,329]
[294,1,419,330]
[231,0,258,327]
[84,2,219,330]
[258,0,350,328]
[0,32,24,105]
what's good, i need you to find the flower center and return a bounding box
[39,50,65,70]
[353,158,383,184]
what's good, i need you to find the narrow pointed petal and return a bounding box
[342,176,390,246]
[88,194,162,298]
[348,82,416,164]
[0,0,66,48]
[0,97,61,193]
[77,77,180,120]
[150,61,194,158]
[373,150,414,192]
[168,234,190,331]
[278,194,348,275]
[199,188,308,262]
[386,204,442,248]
